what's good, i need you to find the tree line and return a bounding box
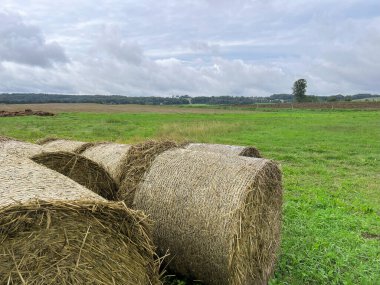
[0,92,378,105]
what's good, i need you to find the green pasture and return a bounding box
[353,97,380,102]
[1,109,379,284]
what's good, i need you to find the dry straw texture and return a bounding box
[39,138,93,153]
[35,136,59,145]
[0,136,15,142]
[0,138,43,157]
[0,153,161,285]
[81,142,132,183]
[0,138,118,200]
[32,151,118,200]
[133,148,282,285]
[185,143,262,158]
[118,140,179,206]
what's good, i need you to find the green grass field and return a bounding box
[1,109,379,284]
[353,97,380,102]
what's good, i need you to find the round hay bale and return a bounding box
[81,142,132,184]
[0,135,16,142]
[118,140,179,206]
[32,151,118,200]
[39,138,94,153]
[132,148,282,285]
[0,138,44,157]
[0,139,118,200]
[36,136,60,145]
[185,143,262,158]
[0,153,161,285]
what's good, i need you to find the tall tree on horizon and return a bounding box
[293,79,307,102]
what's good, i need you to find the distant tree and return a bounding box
[292,79,307,102]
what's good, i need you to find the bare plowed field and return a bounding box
[0,103,241,114]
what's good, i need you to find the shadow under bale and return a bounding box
[0,153,161,285]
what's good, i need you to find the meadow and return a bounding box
[1,107,379,284]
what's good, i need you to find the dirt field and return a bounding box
[0,103,241,114]
[0,109,54,117]
[1,102,379,115]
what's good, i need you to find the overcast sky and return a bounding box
[0,0,379,96]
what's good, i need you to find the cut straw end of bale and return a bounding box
[185,143,262,158]
[132,148,282,285]
[0,153,161,285]
[32,151,118,200]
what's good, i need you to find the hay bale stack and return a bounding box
[0,153,161,285]
[38,138,94,153]
[132,148,282,285]
[81,142,132,183]
[185,143,262,158]
[32,151,118,200]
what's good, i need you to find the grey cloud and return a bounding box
[96,26,144,65]
[0,10,68,67]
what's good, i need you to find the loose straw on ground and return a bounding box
[185,143,262,158]
[0,153,161,285]
[130,148,282,285]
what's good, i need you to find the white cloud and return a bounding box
[0,1,379,96]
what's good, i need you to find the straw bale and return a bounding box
[40,138,93,153]
[185,143,262,158]
[0,138,44,157]
[75,142,99,154]
[118,140,179,206]
[35,136,59,145]
[32,151,118,200]
[0,153,161,284]
[132,148,282,285]
[0,139,118,200]
[81,142,132,183]
[0,136,16,142]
